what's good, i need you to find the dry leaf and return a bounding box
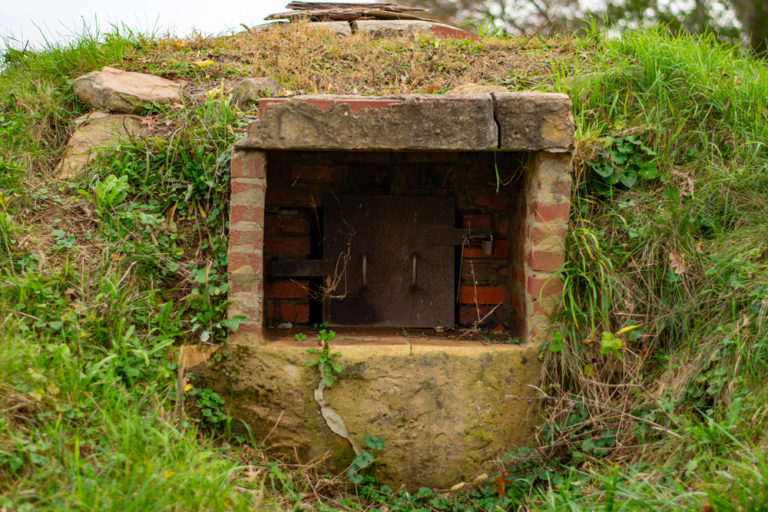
[669,251,686,275]
[141,117,158,130]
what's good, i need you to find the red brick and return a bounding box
[268,212,311,235]
[265,279,310,299]
[458,285,504,305]
[530,201,570,223]
[462,240,509,259]
[554,181,571,197]
[229,279,261,296]
[265,237,311,257]
[462,214,492,231]
[474,193,510,211]
[430,25,479,40]
[228,228,263,248]
[231,179,265,196]
[231,151,266,179]
[458,305,494,325]
[234,321,262,336]
[531,226,568,245]
[279,303,310,323]
[498,217,510,236]
[527,250,565,272]
[230,204,265,225]
[460,261,505,283]
[228,252,263,274]
[266,188,315,207]
[526,276,563,299]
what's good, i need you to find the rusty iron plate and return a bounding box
[323,194,455,327]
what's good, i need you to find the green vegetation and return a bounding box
[306,329,342,387]
[2,21,768,510]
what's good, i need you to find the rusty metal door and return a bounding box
[323,195,455,327]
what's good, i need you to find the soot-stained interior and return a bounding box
[262,150,528,342]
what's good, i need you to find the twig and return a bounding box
[175,345,186,430]
[260,409,285,446]
[524,385,683,439]
[472,303,501,329]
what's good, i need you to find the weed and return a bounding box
[188,386,230,430]
[347,434,385,484]
[307,329,342,387]
[51,229,74,250]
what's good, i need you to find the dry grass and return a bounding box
[127,23,594,96]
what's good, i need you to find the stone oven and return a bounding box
[221,92,573,488]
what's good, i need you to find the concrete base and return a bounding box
[193,340,540,489]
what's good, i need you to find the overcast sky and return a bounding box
[0,0,310,48]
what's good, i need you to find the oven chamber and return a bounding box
[215,93,573,488]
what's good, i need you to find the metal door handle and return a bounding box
[361,254,367,288]
[410,253,418,290]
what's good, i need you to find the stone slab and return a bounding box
[239,94,498,151]
[192,342,540,490]
[355,20,477,40]
[493,92,574,152]
[73,66,182,114]
[238,93,574,152]
[55,111,142,178]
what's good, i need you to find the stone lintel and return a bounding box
[239,94,498,151]
[493,92,574,152]
[237,93,574,152]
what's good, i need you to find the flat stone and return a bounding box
[55,112,142,178]
[355,20,476,40]
[233,77,282,106]
[306,21,353,36]
[494,92,574,152]
[252,21,352,36]
[73,66,182,114]
[192,342,539,490]
[240,95,497,151]
[448,83,508,95]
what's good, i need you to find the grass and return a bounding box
[2,19,768,511]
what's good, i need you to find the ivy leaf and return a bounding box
[219,314,247,331]
[620,170,638,188]
[363,434,385,450]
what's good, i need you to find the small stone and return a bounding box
[73,66,182,114]
[447,83,508,95]
[233,77,282,106]
[55,112,142,178]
